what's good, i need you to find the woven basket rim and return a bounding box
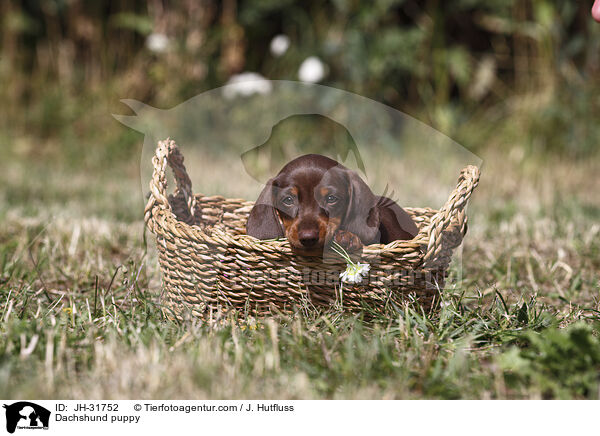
[151,202,433,252]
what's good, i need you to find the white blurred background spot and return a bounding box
[146,33,170,53]
[222,72,273,99]
[270,34,290,57]
[298,56,326,83]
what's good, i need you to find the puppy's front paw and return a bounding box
[333,230,363,253]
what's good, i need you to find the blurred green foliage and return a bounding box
[500,322,600,398]
[0,0,598,166]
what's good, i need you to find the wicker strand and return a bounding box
[422,165,480,267]
[144,138,197,226]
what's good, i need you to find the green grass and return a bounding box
[1,144,599,399]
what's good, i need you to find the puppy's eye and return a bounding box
[326,195,338,204]
[281,196,294,206]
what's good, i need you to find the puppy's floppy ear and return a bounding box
[377,196,419,242]
[342,169,381,244]
[246,177,285,239]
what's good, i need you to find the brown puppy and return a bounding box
[246,154,418,256]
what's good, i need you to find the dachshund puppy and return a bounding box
[246,154,418,256]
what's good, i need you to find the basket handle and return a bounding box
[422,165,480,266]
[145,138,196,223]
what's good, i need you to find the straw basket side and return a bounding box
[144,139,480,319]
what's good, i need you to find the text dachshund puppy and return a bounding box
[246,154,418,256]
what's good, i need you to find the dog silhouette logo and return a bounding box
[240,114,367,184]
[3,402,50,433]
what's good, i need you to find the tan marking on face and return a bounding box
[279,211,302,251]
[278,211,294,233]
[325,216,342,244]
[282,212,332,256]
[317,216,329,242]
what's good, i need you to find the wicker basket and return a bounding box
[144,139,480,319]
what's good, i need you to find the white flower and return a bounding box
[146,33,170,53]
[270,35,290,57]
[298,56,326,83]
[222,72,273,99]
[339,262,370,284]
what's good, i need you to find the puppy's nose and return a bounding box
[298,229,320,248]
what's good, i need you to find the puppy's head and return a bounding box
[246,154,379,255]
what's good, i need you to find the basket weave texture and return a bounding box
[144,139,480,318]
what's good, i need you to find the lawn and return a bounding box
[1,130,598,399]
